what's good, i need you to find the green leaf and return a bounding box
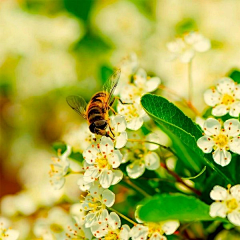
[228,69,240,84]
[63,0,94,22]
[52,142,67,153]
[138,193,213,222]
[141,94,204,173]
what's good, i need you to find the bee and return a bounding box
[66,69,121,139]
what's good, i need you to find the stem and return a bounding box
[127,139,175,155]
[108,207,137,226]
[188,60,193,103]
[161,163,201,196]
[123,177,150,198]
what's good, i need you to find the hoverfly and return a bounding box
[66,69,121,139]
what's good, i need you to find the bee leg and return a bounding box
[95,128,114,140]
[113,96,132,105]
[109,106,117,115]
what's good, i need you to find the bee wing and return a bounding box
[103,68,121,104]
[66,95,87,119]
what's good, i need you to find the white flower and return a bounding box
[82,182,115,228]
[210,185,240,226]
[83,137,123,188]
[167,32,211,63]
[91,212,130,239]
[67,203,92,240]
[70,203,86,226]
[0,217,19,240]
[110,115,128,148]
[117,101,147,130]
[197,118,240,166]
[204,77,240,117]
[119,68,161,103]
[33,207,74,240]
[130,220,179,240]
[124,133,161,179]
[49,145,71,189]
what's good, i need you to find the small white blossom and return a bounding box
[131,221,179,240]
[83,137,123,188]
[91,212,130,239]
[49,145,71,189]
[167,32,211,63]
[110,115,128,149]
[124,133,161,179]
[204,77,240,117]
[82,182,115,228]
[210,185,240,226]
[117,101,147,130]
[0,217,19,240]
[197,118,240,166]
[33,207,74,240]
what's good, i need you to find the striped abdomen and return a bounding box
[87,92,108,125]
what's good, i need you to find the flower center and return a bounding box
[213,134,228,148]
[88,198,103,212]
[133,148,145,159]
[226,198,238,211]
[95,157,109,169]
[50,223,64,233]
[147,223,164,236]
[221,93,234,106]
[105,230,119,240]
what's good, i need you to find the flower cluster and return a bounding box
[167,32,211,63]
[210,184,240,226]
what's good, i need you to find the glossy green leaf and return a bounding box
[138,193,212,222]
[141,94,204,173]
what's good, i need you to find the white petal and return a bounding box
[77,175,91,191]
[136,68,147,82]
[99,208,109,222]
[213,148,231,166]
[229,101,240,117]
[203,118,221,136]
[112,170,123,185]
[70,203,85,226]
[130,224,149,240]
[146,77,161,92]
[197,136,215,153]
[145,152,160,170]
[212,104,229,117]
[51,176,65,190]
[3,229,20,240]
[179,49,195,63]
[99,169,113,188]
[209,202,227,218]
[100,136,114,155]
[229,137,240,154]
[230,185,240,200]
[228,211,240,226]
[210,185,228,200]
[83,146,99,164]
[108,212,121,230]
[204,89,221,107]
[127,117,143,130]
[149,232,166,240]
[85,213,97,228]
[108,150,122,168]
[145,133,161,150]
[83,166,99,183]
[161,220,180,235]
[89,181,103,196]
[224,119,240,137]
[120,224,131,240]
[115,131,128,149]
[234,84,240,99]
[193,38,211,52]
[126,161,145,179]
[102,189,115,207]
[111,115,127,132]
[91,222,108,238]
[216,78,235,94]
